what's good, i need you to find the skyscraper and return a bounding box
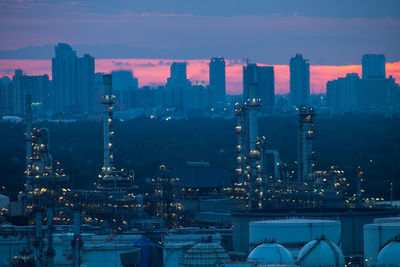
[10,69,50,115]
[166,62,190,109]
[209,57,226,106]
[52,43,77,112]
[243,63,275,112]
[52,43,95,114]
[169,62,187,87]
[257,66,275,112]
[110,70,139,110]
[0,76,12,116]
[243,63,258,102]
[77,54,95,113]
[290,54,310,107]
[362,54,386,79]
[326,73,359,113]
[326,54,400,113]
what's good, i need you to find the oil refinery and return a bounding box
[0,75,399,267]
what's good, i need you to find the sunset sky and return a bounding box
[0,0,399,94]
[1,59,400,94]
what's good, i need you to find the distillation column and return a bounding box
[101,75,115,174]
[25,94,32,171]
[246,84,261,209]
[235,105,247,185]
[297,106,315,182]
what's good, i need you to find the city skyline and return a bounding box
[1,57,400,95]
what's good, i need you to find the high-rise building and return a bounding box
[52,43,95,114]
[326,73,359,113]
[0,76,12,115]
[243,63,258,102]
[326,54,400,113]
[77,54,95,113]
[52,43,77,112]
[257,66,275,112]
[166,62,190,109]
[362,54,386,79]
[110,70,139,110]
[10,69,50,115]
[290,54,310,107]
[243,63,275,112]
[209,57,226,106]
[169,62,187,87]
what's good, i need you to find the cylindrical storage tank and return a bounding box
[297,237,345,267]
[249,218,341,257]
[163,233,222,267]
[363,222,400,266]
[376,237,400,266]
[182,242,230,267]
[247,242,295,265]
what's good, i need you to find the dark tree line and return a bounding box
[0,114,399,200]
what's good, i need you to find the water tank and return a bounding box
[364,222,400,266]
[247,242,295,265]
[182,242,230,267]
[376,236,400,266]
[249,218,341,257]
[297,236,345,267]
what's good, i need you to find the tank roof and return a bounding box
[297,237,345,267]
[182,242,230,267]
[377,238,400,265]
[248,243,294,264]
[251,218,340,225]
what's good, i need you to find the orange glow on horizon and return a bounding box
[0,59,399,95]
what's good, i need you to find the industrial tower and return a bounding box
[234,84,264,209]
[25,95,69,194]
[25,94,70,267]
[95,74,135,193]
[297,106,315,182]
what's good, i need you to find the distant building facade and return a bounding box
[362,54,386,79]
[8,70,50,116]
[166,62,191,110]
[110,70,139,110]
[243,63,275,112]
[0,77,12,116]
[77,54,95,113]
[326,54,400,113]
[326,73,359,112]
[290,54,310,107]
[52,43,95,114]
[209,57,226,107]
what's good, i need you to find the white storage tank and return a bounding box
[247,242,295,265]
[376,236,400,266]
[249,218,341,257]
[363,222,400,266]
[297,236,345,267]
